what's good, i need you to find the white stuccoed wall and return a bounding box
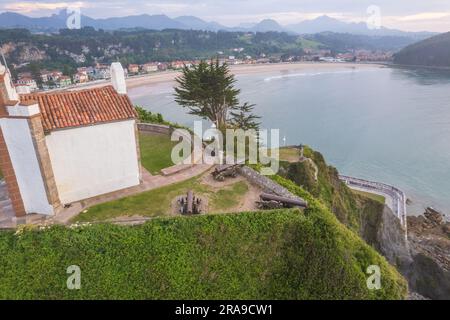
[45,120,140,204]
[0,118,54,215]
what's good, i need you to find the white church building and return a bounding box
[0,62,141,217]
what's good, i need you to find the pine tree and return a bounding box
[229,102,260,130]
[174,59,257,131]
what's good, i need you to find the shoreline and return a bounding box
[128,62,382,89]
[69,62,382,92]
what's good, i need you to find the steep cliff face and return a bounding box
[406,210,450,299]
[280,147,450,299]
[373,207,450,300]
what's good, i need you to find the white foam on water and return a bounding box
[264,69,360,82]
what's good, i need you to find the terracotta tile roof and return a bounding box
[20,85,137,132]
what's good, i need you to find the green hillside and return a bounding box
[394,32,450,68]
[0,207,406,299]
[279,147,384,234]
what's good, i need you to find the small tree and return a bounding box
[174,59,257,131]
[229,102,260,130]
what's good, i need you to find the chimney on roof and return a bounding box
[0,64,19,105]
[110,62,127,95]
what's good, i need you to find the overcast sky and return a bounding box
[1,0,450,32]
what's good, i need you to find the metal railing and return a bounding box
[339,175,407,233]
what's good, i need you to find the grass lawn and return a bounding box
[139,132,178,175]
[278,147,300,162]
[209,181,249,211]
[74,174,249,222]
[351,189,386,205]
[261,147,300,163]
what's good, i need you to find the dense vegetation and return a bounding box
[305,32,416,52]
[394,32,450,68]
[1,27,417,78]
[0,207,406,299]
[278,146,384,234]
[175,60,259,131]
[2,28,309,72]
[136,106,189,131]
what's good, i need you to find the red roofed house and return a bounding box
[127,64,139,74]
[0,62,141,217]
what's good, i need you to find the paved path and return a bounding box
[339,175,407,231]
[0,163,213,228]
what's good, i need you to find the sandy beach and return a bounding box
[70,62,382,92]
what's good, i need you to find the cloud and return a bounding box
[5,1,87,13]
[145,3,190,12]
[397,12,450,22]
[1,0,450,32]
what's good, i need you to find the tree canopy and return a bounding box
[174,60,259,131]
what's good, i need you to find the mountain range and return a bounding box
[0,10,435,40]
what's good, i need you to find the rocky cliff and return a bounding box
[360,203,450,299]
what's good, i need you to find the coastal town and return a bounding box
[11,48,393,93]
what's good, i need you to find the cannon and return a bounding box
[211,163,243,181]
[257,193,308,210]
[178,190,203,215]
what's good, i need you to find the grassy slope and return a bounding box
[269,177,407,299]
[0,208,407,299]
[278,147,300,162]
[351,189,385,204]
[280,147,383,233]
[139,132,177,175]
[297,37,322,50]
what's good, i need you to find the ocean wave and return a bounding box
[264,70,360,82]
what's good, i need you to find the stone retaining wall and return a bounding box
[137,123,172,135]
[239,166,305,202]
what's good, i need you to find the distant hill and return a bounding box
[393,32,450,68]
[174,16,225,31]
[0,10,223,32]
[250,19,286,33]
[90,14,185,30]
[0,11,435,41]
[0,11,69,31]
[306,32,419,52]
[286,15,434,40]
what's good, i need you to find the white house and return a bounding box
[142,63,158,73]
[0,62,141,217]
[16,77,38,91]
